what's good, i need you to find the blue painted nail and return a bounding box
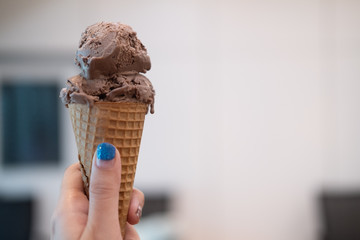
[97,143,116,160]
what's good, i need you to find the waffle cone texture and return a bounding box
[68,102,147,238]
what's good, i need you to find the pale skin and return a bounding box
[51,148,144,240]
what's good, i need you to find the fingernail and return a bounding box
[96,143,116,168]
[136,205,142,219]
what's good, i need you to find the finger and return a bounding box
[127,188,145,225]
[52,163,88,240]
[124,223,140,240]
[59,162,88,213]
[84,143,122,239]
[61,163,83,192]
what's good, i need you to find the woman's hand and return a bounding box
[51,143,144,240]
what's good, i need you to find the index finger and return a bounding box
[51,163,89,240]
[59,163,88,213]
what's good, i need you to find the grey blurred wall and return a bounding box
[0,0,360,240]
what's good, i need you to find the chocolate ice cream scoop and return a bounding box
[60,72,155,113]
[60,22,155,114]
[75,22,151,80]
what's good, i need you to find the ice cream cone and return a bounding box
[68,101,147,238]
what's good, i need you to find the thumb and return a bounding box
[84,143,122,239]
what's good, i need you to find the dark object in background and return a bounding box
[0,196,33,240]
[142,193,170,217]
[1,81,60,166]
[320,192,360,240]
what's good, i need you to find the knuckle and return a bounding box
[140,191,145,203]
[63,163,80,178]
[89,182,118,199]
[65,163,79,172]
[134,188,145,205]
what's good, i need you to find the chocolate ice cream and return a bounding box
[60,22,155,114]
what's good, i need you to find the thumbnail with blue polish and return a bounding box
[97,143,115,160]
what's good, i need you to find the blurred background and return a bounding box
[0,0,360,239]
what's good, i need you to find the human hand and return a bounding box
[51,143,144,240]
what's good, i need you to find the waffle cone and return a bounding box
[68,102,147,238]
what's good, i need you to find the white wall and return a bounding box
[0,0,359,240]
[319,0,360,188]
